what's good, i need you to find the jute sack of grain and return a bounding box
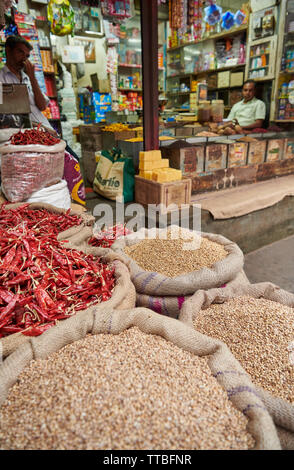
[111,225,244,297]
[0,306,280,450]
[0,244,136,360]
[1,202,95,242]
[179,282,294,450]
[136,270,250,319]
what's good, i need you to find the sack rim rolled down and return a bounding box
[178,281,294,441]
[0,306,281,450]
[111,226,244,296]
[0,248,136,359]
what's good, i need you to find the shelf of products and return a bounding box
[166,22,247,113]
[246,37,277,80]
[274,0,294,122]
[167,24,248,52]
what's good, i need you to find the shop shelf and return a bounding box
[167,24,248,52]
[118,63,142,68]
[118,88,143,92]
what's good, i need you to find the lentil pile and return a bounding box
[0,327,254,450]
[193,296,294,404]
[124,229,228,277]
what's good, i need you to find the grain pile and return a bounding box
[0,327,254,450]
[124,228,228,277]
[192,296,294,405]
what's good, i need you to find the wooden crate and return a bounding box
[161,144,204,175]
[135,176,191,211]
[81,150,98,184]
[102,130,136,150]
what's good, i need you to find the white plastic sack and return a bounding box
[24,180,71,210]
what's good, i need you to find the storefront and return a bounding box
[1,1,294,453]
[0,0,293,213]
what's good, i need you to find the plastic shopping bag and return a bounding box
[93,148,135,203]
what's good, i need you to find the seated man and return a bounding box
[219,79,266,134]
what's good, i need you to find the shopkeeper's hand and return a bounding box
[24,60,35,80]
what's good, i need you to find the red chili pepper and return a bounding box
[0,297,18,328]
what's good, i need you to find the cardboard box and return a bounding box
[117,139,144,172]
[207,73,218,89]
[102,130,136,150]
[205,144,228,172]
[81,150,97,184]
[217,71,230,89]
[284,138,294,159]
[80,133,103,152]
[247,140,267,165]
[266,139,284,162]
[228,142,248,167]
[230,71,244,88]
[161,142,204,175]
[175,127,194,137]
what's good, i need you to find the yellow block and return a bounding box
[168,169,182,181]
[139,161,158,171]
[139,150,162,162]
[152,168,182,183]
[139,170,153,180]
[155,159,169,169]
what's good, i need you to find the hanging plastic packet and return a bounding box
[222,11,235,30]
[234,10,246,27]
[47,0,75,36]
[204,3,222,26]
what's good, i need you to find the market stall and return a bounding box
[1,0,294,453]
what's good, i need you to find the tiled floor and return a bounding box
[244,235,294,293]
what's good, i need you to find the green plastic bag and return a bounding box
[93,148,135,203]
[47,0,75,36]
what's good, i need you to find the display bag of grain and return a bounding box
[179,282,294,450]
[0,208,135,358]
[0,306,280,450]
[111,226,245,314]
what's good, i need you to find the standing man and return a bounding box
[0,35,53,130]
[220,79,266,133]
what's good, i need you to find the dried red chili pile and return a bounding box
[9,127,60,146]
[0,203,82,240]
[0,227,115,338]
[88,224,131,248]
[0,205,116,338]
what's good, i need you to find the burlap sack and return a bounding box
[136,270,250,319]
[179,282,294,449]
[0,244,136,359]
[0,306,280,450]
[111,226,244,296]
[1,202,95,241]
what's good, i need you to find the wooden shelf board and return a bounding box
[167,63,246,79]
[118,63,142,68]
[118,88,142,92]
